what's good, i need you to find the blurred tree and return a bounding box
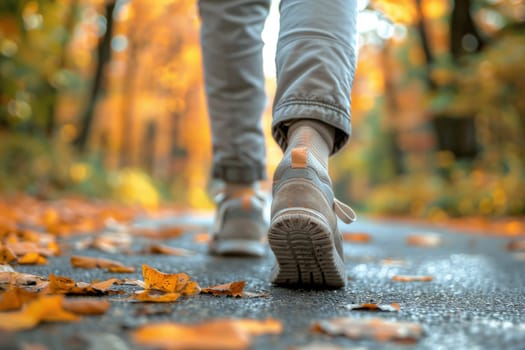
[74,0,115,152]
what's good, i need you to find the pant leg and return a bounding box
[272,0,358,154]
[198,0,271,183]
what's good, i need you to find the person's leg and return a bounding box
[198,0,271,256]
[269,0,358,287]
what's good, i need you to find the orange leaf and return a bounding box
[345,303,400,312]
[193,233,211,244]
[132,226,183,240]
[0,246,16,264]
[18,252,48,265]
[201,281,245,297]
[313,317,423,343]
[0,272,48,291]
[5,242,55,257]
[106,265,136,273]
[406,233,441,247]
[129,290,181,303]
[506,239,525,251]
[392,275,433,282]
[342,232,371,243]
[143,243,194,256]
[48,274,121,296]
[70,255,125,269]
[142,264,201,294]
[62,298,110,315]
[0,287,40,311]
[232,318,283,336]
[0,295,79,331]
[132,319,281,350]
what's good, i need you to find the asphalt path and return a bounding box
[3,214,524,350]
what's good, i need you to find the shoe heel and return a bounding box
[269,209,346,288]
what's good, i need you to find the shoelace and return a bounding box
[334,198,357,224]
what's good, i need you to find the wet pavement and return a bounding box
[3,214,525,350]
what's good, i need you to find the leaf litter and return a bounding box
[313,317,424,343]
[132,318,282,350]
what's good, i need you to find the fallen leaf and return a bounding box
[193,233,211,244]
[0,287,40,311]
[48,274,122,296]
[62,298,111,315]
[232,318,282,336]
[0,295,79,331]
[70,255,126,269]
[17,252,48,265]
[142,264,201,295]
[392,275,433,282]
[106,266,136,273]
[5,241,55,257]
[142,243,195,256]
[506,239,525,251]
[344,303,400,312]
[92,232,132,253]
[0,272,48,291]
[342,232,371,243]
[406,233,441,247]
[129,290,181,303]
[201,281,245,297]
[313,317,423,343]
[0,246,16,264]
[132,226,183,240]
[132,318,281,350]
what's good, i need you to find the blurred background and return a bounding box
[0,0,523,220]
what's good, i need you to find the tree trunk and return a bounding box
[414,0,437,91]
[450,0,484,60]
[74,1,116,152]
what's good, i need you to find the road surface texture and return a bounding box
[3,214,524,350]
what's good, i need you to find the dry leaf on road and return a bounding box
[406,233,442,247]
[0,295,80,331]
[201,281,245,297]
[129,290,181,303]
[506,239,525,251]
[0,272,48,291]
[132,226,183,240]
[142,264,201,295]
[61,298,110,315]
[0,246,16,264]
[392,275,433,282]
[142,243,195,256]
[48,274,122,296]
[193,233,211,244]
[0,287,40,311]
[342,232,371,243]
[17,252,48,265]
[313,317,423,343]
[71,255,132,270]
[344,303,400,312]
[132,318,282,350]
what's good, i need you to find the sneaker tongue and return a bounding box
[334,198,357,224]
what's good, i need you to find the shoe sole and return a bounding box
[269,209,346,288]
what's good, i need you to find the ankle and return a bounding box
[224,182,257,197]
[285,120,335,166]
